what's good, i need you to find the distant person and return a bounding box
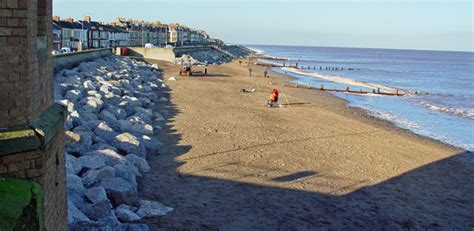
[264,69,268,78]
[239,59,242,65]
[248,67,252,77]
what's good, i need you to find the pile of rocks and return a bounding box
[220,45,253,58]
[54,55,173,230]
[175,49,233,65]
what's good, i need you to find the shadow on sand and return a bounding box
[138,62,474,230]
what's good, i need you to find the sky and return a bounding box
[53,0,473,52]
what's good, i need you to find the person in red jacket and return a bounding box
[267,88,279,107]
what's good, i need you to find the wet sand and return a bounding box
[139,60,473,230]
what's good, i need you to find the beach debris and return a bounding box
[168,76,177,81]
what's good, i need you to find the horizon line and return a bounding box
[240,43,474,53]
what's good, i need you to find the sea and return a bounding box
[245,45,474,151]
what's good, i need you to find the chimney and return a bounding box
[84,16,91,23]
[64,17,74,23]
[52,16,60,22]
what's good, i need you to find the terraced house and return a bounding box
[80,16,109,48]
[52,17,213,50]
[53,16,87,51]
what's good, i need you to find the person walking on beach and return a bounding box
[248,67,252,77]
[264,69,268,78]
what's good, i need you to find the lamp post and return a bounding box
[79,20,83,51]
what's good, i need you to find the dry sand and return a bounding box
[139,60,473,230]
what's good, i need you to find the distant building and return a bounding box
[168,24,178,45]
[79,16,109,48]
[54,16,217,49]
[106,23,129,47]
[153,22,169,47]
[114,18,146,47]
[52,22,62,50]
[53,16,87,51]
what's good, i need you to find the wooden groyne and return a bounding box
[254,58,362,71]
[252,55,288,61]
[253,59,413,97]
[280,83,405,96]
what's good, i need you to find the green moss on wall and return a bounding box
[0,178,44,231]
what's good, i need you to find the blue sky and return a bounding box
[53,0,473,51]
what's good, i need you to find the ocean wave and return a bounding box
[282,67,407,94]
[417,101,474,120]
[355,106,474,151]
[368,110,421,129]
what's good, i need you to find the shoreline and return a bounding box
[260,61,466,153]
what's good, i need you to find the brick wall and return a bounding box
[0,129,67,231]
[0,0,67,230]
[0,0,53,128]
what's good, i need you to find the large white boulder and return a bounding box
[81,96,104,112]
[85,186,108,204]
[67,173,86,197]
[158,97,168,103]
[134,107,153,123]
[66,154,82,175]
[115,206,140,222]
[78,155,106,170]
[100,177,138,206]
[93,121,118,142]
[64,131,82,152]
[114,163,139,186]
[140,135,162,153]
[153,112,165,122]
[105,106,127,120]
[111,133,146,156]
[103,93,121,105]
[136,200,173,218]
[129,123,154,136]
[85,149,125,166]
[82,166,116,188]
[125,154,150,173]
[83,79,99,91]
[82,200,114,222]
[80,111,99,122]
[65,89,83,102]
[68,199,91,224]
[100,109,117,122]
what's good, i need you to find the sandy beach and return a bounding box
[139,60,473,230]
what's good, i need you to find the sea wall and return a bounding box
[53,48,113,73]
[127,47,176,62]
[127,46,252,65]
